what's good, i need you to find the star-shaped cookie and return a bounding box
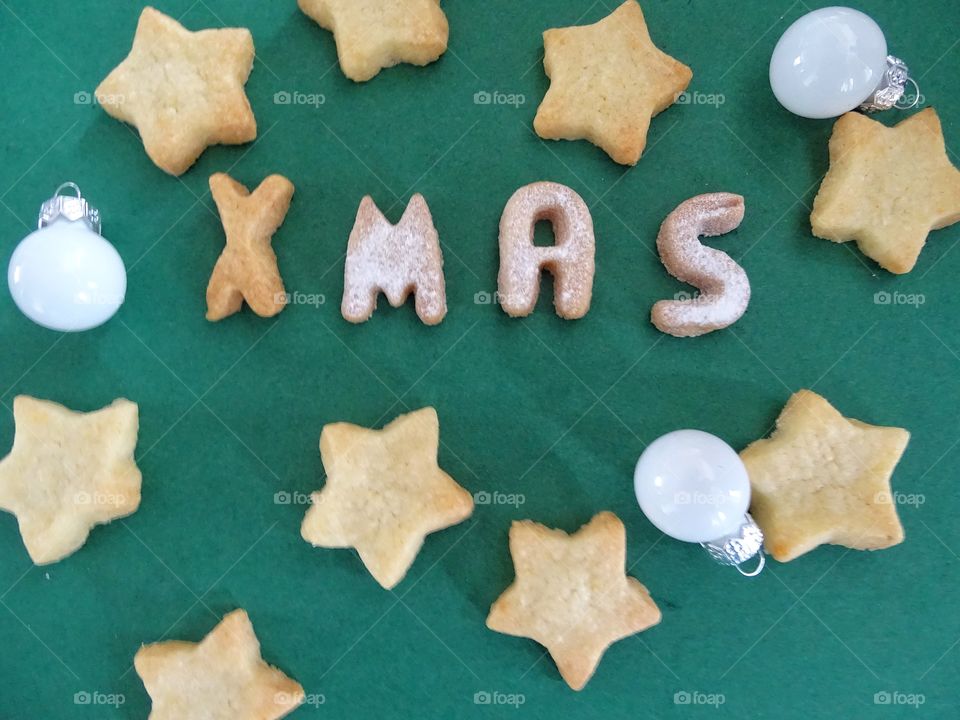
[135,609,304,720]
[96,7,257,176]
[740,390,910,562]
[534,0,692,166]
[0,396,141,564]
[811,108,960,273]
[486,512,661,691]
[298,0,449,82]
[206,173,295,321]
[300,407,473,589]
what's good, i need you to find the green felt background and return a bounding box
[1,1,959,718]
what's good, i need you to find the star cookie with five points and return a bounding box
[740,390,910,562]
[206,173,295,321]
[301,407,473,589]
[135,609,304,720]
[486,512,661,690]
[0,396,141,565]
[298,0,449,82]
[534,0,692,166]
[96,7,258,176]
[811,108,960,273]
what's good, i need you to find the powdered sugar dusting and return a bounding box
[342,194,446,325]
[651,193,750,337]
[498,181,595,319]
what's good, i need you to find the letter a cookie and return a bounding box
[341,194,447,325]
[498,182,595,319]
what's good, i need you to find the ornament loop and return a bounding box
[896,76,922,111]
[38,182,101,235]
[859,55,913,113]
[735,551,765,577]
[700,512,765,575]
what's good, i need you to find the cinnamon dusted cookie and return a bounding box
[651,193,750,337]
[498,182,595,319]
[341,194,446,325]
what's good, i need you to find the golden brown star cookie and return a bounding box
[0,396,141,565]
[206,173,295,322]
[96,7,257,176]
[741,390,910,562]
[135,609,304,720]
[811,108,960,273]
[487,512,661,691]
[534,0,692,165]
[301,407,473,589]
[298,0,449,82]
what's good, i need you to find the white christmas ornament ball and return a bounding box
[634,429,751,543]
[770,6,888,119]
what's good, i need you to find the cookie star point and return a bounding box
[301,407,473,589]
[487,512,661,691]
[96,7,257,176]
[811,108,960,273]
[0,396,141,565]
[741,390,909,562]
[534,0,692,165]
[206,172,295,321]
[298,0,449,82]
[135,609,304,720]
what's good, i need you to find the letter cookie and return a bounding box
[498,182,595,319]
[206,173,295,322]
[341,194,447,325]
[651,193,749,337]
